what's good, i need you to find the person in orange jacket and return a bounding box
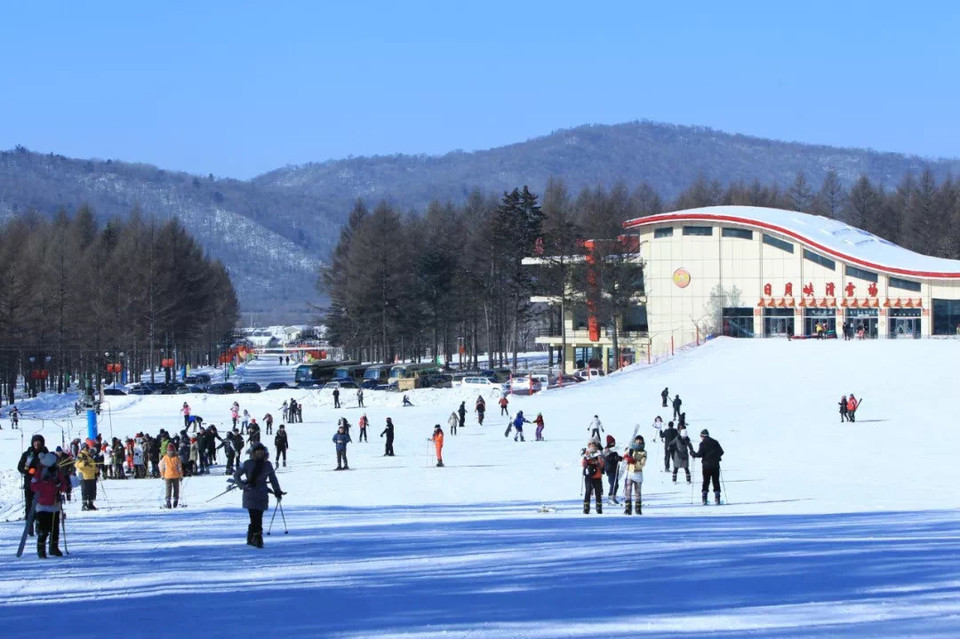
[581,441,604,514]
[431,424,444,467]
[847,394,860,422]
[498,395,509,416]
[159,442,184,508]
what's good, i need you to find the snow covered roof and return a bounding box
[623,205,960,279]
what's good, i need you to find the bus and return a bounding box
[332,364,369,384]
[389,362,439,389]
[295,361,359,387]
[362,364,392,388]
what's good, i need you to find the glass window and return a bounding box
[803,249,836,271]
[889,276,921,292]
[762,234,794,253]
[933,299,960,335]
[845,265,878,282]
[682,226,713,236]
[654,227,674,239]
[722,228,753,240]
[622,306,648,333]
[572,306,590,330]
[721,307,755,338]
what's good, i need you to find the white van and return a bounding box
[576,368,604,380]
[457,376,495,388]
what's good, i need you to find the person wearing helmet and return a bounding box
[17,434,47,534]
[511,411,530,442]
[159,443,184,508]
[30,452,66,557]
[234,443,282,548]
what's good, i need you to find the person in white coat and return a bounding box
[447,411,459,436]
[622,436,647,515]
[587,415,604,443]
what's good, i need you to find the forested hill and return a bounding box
[255,121,960,208]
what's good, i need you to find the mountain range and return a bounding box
[3,120,959,323]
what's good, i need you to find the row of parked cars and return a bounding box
[105,376,295,396]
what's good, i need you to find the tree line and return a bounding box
[321,167,960,372]
[0,207,239,402]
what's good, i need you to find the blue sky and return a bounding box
[2,1,958,178]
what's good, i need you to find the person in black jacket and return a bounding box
[275,425,289,467]
[333,387,341,409]
[457,401,467,431]
[691,428,724,505]
[661,421,679,473]
[17,434,47,534]
[672,394,682,420]
[380,418,395,456]
[602,435,622,505]
[661,387,669,407]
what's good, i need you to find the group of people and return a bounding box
[331,386,364,409]
[839,394,861,422]
[281,399,303,423]
[327,415,398,468]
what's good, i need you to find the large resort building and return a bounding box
[531,205,960,374]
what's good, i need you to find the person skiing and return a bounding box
[181,402,191,430]
[622,436,647,515]
[274,425,289,467]
[159,442,184,508]
[691,428,724,505]
[431,424,444,467]
[75,444,100,510]
[847,394,860,422]
[218,432,237,474]
[512,411,530,442]
[333,424,351,470]
[17,434,47,531]
[178,437,192,476]
[671,428,695,484]
[448,411,459,436]
[333,387,341,409]
[534,412,545,441]
[602,435,622,506]
[234,442,282,548]
[839,395,848,422]
[498,395,509,416]
[650,415,664,442]
[581,441,604,515]
[30,452,66,557]
[358,414,369,442]
[661,420,679,473]
[587,415,604,443]
[357,388,364,408]
[475,395,486,425]
[672,394,682,421]
[457,401,467,432]
[380,418,395,456]
[661,387,669,408]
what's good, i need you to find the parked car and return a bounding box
[102,387,127,396]
[236,382,262,393]
[457,376,497,388]
[184,374,212,389]
[174,385,192,394]
[127,386,154,395]
[501,377,542,395]
[420,373,453,389]
[322,380,359,390]
[576,368,605,380]
[207,382,236,394]
[187,385,207,393]
[265,382,291,391]
[551,374,583,386]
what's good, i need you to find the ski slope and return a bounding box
[2,338,960,638]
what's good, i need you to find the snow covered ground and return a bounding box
[2,338,960,637]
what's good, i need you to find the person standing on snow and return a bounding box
[274,425,289,467]
[159,442,183,508]
[847,394,859,422]
[475,395,486,425]
[234,442,282,548]
[499,395,509,416]
[602,435,622,506]
[691,429,724,505]
[512,411,530,442]
[839,395,848,422]
[457,401,467,432]
[76,444,100,510]
[622,436,647,515]
[30,452,66,558]
[671,428,695,484]
[17,434,47,531]
[581,441,604,515]
[180,402,192,430]
[358,414,369,442]
[333,424,351,470]
[218,433,237,474]
[333,387,341,409]
[650,415,664,442]
[357,388,364,408]
[587,415,604,444]
[448,411,459,436]
[661,387,669,408]
[380,418,396,456]
[661,420,679,473]
[534,412,545,441]
[431,424,445,467]
[672,394,682,421]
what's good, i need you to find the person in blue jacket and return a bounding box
[512,411,530,442]
[333,424,352,470]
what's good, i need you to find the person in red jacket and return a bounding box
[581,441,604,514]
[499,395,509,416]
[30,452,66,558]
[847,394,860,422]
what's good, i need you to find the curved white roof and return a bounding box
[623,205,960,279]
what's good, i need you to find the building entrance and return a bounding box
[844,308,878,339]
[803,308,836,338]
[763,308,794,337]
[888,308,921,338]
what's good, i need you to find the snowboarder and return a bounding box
[671,428,694,484]
[357,388,364,408]
[432,424,444,467]
[587,415,604,444]
[602,435,621,505]
[691,429,724,505]
[358,414,369,442]
[30,452,66,557]
[661,420,679,473]
[75,444,100,510]
[534,413,545,441]
[581,441,604,514]
[274,425,288,467]
[512,411,530,442]
[839,395,848,422]
[475,395,486,425]
[661,387,669,407]
[17,434,47,530]
[672,394,682,421]
[622,436,647,515]
[847,394,860,422]
[333,387,341,409]
[457,401,466,431]
[448,411,459,436]
[234,442,282,548]
[380,418,396,456]
[159,442,183,507]
[333,425,351,470]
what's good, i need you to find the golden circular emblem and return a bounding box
[673,268,691,288]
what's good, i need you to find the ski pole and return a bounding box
[278,499,288,534]
[97,476,111,508]
[267,500,279,536]
[719,467,729,504]
[60,501,69,555]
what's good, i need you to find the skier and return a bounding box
[234,442,282,548]
[847,394,860,422]
[380,418,395,456]
[75,444,100,511]
[661,387,669,408]
[181,402,191,430]
[217,432,237,474]
[457,401,467,432]
[650,415,664,442]
[672,394,682,421]
[17,434,47,532]
[839,395,848,422]
[229,428,245,460]
[534,412,545,441]
[691,429,725,505]
[581,441,604,515]
[602,435,622,505]
[159,442,184,508]
[358,414,369,443]
[587,415,604,444]
[512,411,530,442]
[448,411,459,436]
[499,395,509,416]
[333,387,341,409]
[357,388,364,408]
[274,425,289,467]
[431,424,444,467]
[333,425,351,470]
[264,413,273,436]
[30,452,66,557]
[671,428,695,484]
[661,420,679,473]
[622,436,647,515]
[475,395,486,425]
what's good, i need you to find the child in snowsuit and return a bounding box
[581,442,604,514]
[75,446,99,511]
[159,443,183,508]
[234,443,282,548]
[432,424,444,467]
[847,394,859,422]
[602,435,622,505]
[622,436,647,515]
